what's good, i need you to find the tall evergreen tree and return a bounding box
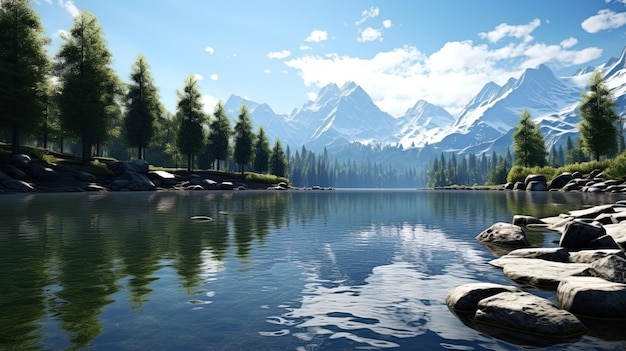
[578,71,619,161]
[270,139,287,177]
[233,104,255,176]
[175,75,206,172]
[253,127,270,173]
[207,101,231,171]
[56,11,120,164]
[124,55,163,160]
[512,109,546,167]
[0,0,50,155]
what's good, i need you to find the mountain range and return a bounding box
[224,46,626,165]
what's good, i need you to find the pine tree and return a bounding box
[175,75,206,172]
[270,139,287,177]
[124,55,163,160]
[579,71,619,161]
[512,109,547,167]
[0,0,50,155]
[56,11,121,164]
[253,127,270,173]
[207,101,231,170]
[233,104,255,176]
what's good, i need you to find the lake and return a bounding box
[1,189,625,351]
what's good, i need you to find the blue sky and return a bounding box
[36,0,626,117]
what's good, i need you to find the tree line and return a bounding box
[427,70,621,187]
[0,1,287,176]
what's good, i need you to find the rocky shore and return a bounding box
[0,154,286,193]
[447,201,626,347]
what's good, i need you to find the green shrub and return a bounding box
[604,152,626,179]
[506,160,611,183]
[245,172,288,185]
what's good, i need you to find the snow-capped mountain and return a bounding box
[221,46,626,162]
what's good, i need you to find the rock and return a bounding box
[75,171,97,182]
[220,181,234,190]
[130,159,149,174]
[0,170,11,181]
[109,179,130,191]
[148,170,178,187]
[30,164,59,181]
[604,223,626,248]
[558,276,626,318]
[3,165,26,180]
[85,184,107,192]
[201,179,219,190]
[526,181,547,191]
[559,220,606,249]
[513,181,526,190]
[525,174,547,187]
[589,169,602,179]
[501,247,570,262]
[476,222,529,246]
[11,154,31,167]
[446,283,521,313]
[588,234,620,249]
[125,171,155,191]
[562,182,582,192]
[498,258,593,289]
[474,291,586,339]
[1,179,34,191]
[572,171,583,179]
[569,204,615,219]
[568,249,623,263]
[106,161,134,176]
[512,215,546,227]
[503,182,515,190]
[186,185,205,190]
[549,173,574,190]
[590,252,626,283]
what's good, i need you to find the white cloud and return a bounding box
[202,95,219,113]
[264,68,271,74]
[306,91,318,101]
[300,45,312,51]
[58,0,79,17]
[305,30,328,43]
[193,73,204,81]
[581,9,626,33]
[560,37,578,48]
[267,50,292,59]
[284,37,602,116]
[355,6,380,26]
[210,74,218,81]
[205,46,215,55]
[358,27,382,42]
[382,20,392,29]
[479,18,541,43]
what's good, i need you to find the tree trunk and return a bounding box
[187,153,192,173]
[82,135,91,165]
[11,123,19,155]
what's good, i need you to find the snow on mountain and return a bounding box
[395,100,455,148]
[220,46,626,163]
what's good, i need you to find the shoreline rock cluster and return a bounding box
[0,154,283,193]
[447,201,626,347]
[505,169,626,193]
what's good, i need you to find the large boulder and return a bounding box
[568,204,616,219]
[526,181,547,191]
[549,173,574,190]
[148,170,178,187]
[499,247,570,263]
[525,174,547,187]
[493,258,593,289]
[30,164,59,181]
[474,291,586,340]
[558,276,626,319]
[568,249,623,263]
[3,165,26,180]
[125,171,155,191]
[590,252,626,283]
[446,283,521,313]
[559,220,606,249]
[1,179,34,191]
[476,222,529,246]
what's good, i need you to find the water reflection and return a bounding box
[0,190,624,351]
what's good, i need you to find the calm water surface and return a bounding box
[1,190,625,351]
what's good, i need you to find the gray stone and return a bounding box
[201,179,219,190]
[75,171,97,182]
[526,180,547,191]
[513,181,526,190]
[11,154,31,167]
[445,283,521,313]
[590,252,626,283]
[525,174,547,187]
[499,258,593,289]
[148,170,178,186]
[558,276,626,318]
[501,247,570,262]
[0,170,11,181]
[589,169,602,179]
[130,159,149,174]
[560,220,606,249]
[549,173,574,190]
[1,179,34,191]
[30,164,59,181]
[604,223,626,248]
[3,165,26,180]
[476,222,529,246]
[512,215,546,227]
[220,181,234,190]
[588,234,620,249]
[125,171,155,191]
[474,291,586,338]
[568,249,623,263]
[568,204,616,219]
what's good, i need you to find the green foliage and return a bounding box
[269,139,287,177]
[578,71,619,161]
[175,75,206,171]
[0,0,51,154]
[56,11,121,164]
[604,151,626,179]
[124,55,163,160]
[512,109,547,167]
[245,172,288,185]
[206,101,231,170]
[253,127,270,173]
[233,105,255,175]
